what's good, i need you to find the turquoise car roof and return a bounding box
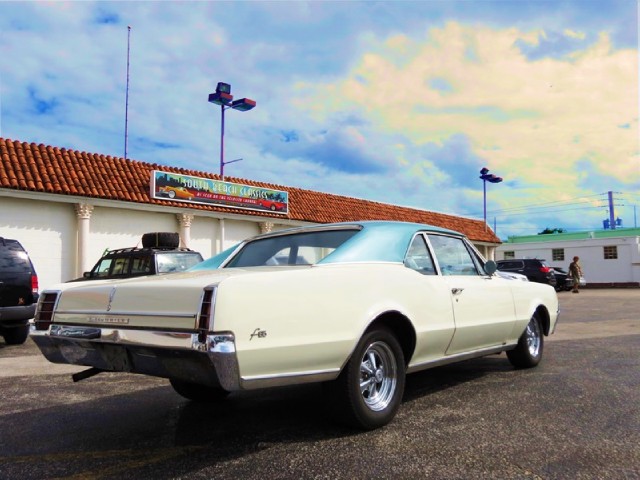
[318,221,461,264]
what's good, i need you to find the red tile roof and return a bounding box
[0,137,500,243]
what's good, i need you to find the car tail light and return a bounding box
[197,287,217,343]
[31,274,39,294]
[540,266,552,273]
[34,292,59,331]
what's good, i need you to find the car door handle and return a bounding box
[451,288,464,295]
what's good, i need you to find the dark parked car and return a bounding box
[552,267,574,292]
[72,232,204,281]
[0,237,39,344]
[496,259,557,288]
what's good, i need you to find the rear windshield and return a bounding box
[225,229,359,267]
[0,241,32,273]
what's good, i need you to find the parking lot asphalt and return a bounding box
[0,289,638,480]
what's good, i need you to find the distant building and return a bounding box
[497,228,640,287]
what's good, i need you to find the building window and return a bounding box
[603,246,618,260]
[503,251,515,259]
[552,248,564,262]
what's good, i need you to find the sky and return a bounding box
[1,0,638,239]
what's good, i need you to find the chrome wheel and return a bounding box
[524,316,542,358]
[507,312,544,369]
[325,327,405,429]
[360,341,398,412]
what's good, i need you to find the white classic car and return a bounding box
[31,221,559,430]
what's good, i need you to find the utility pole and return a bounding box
[608,191,615,230]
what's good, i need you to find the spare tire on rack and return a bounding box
[142,232,180,248]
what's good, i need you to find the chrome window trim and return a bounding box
[218,224,363,268]
[424,232,482,277]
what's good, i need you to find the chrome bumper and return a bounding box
[30,325,241,391]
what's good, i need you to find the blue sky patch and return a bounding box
[515,30,592,61]
[428,77,454,94]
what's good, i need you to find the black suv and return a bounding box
[74,232,204,281]
[496,258,557,288]
[0,238,39,344]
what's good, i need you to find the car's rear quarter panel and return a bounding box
[212,263,456,381]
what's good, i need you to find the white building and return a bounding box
[496,228,640,287]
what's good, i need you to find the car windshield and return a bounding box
[156,252,204,273]
[224,228,360,267]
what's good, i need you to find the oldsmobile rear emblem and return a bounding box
[106,287,117,312]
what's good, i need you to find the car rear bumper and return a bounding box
[0,304,36,325]
[30,325,241,391]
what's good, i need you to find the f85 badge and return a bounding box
[249,328,267,341]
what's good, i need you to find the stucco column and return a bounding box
[218,218,225,253]
[75,203,94,277]
[259,221,274,234]
[176,213,194,248]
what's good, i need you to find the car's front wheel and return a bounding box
[169,379,230,402]
[326,327,405,430]
[507,312,544,369]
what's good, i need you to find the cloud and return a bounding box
[293,22,638,198]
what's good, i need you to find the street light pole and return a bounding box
[208,82,256,179]
[479,167,503,230]
[220,102,225,177]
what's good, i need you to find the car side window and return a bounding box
[111,257,130,276]
[404,235,436,275]
[130,256,152,274]
[427,235,479,276]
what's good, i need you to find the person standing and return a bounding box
[568,256,583,293]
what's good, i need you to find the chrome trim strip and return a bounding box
[406,344,517,374]
[242,367,339,381]
[54,310,196,318]
[240,368,340,389]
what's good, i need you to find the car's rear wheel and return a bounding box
[1,325,30,345]
[169,379,230,402]
[507,312,544,369]
[326,327,405,430]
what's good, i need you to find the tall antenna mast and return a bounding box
[124,25,131,159]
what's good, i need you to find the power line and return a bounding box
[490,204,618,218]
[464,192,609,218]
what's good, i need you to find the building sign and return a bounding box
[150,171,289,214]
